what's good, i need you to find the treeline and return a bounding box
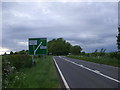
[4,26,120,58]
[4,36,120,58]
[47,38,120,59]
[117,26,120,52]
[4,38,83,56]
[48,38,82,55]
[80,48,120,60]
[4,50,28,55]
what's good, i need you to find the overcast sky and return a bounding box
[1,2,118,54]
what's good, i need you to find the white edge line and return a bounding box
[61,57,120,83]
[53,57,70,90]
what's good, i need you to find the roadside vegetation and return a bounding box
[48,37,120,67]
[67,50,120,67]
[2,53,59,88]
[48,38,82,55]
[2,27,120,88]
[0,56,2,89]
[117,26,120,52]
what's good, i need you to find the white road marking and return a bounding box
[60,56,120,83]
[94,70,101,74]
[59,56,61,58]
[53,57,70,90]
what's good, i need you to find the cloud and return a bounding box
[2,2,118,53]
[0,47,10,54]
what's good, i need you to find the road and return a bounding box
[53,56,120,88]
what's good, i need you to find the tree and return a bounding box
[70,45,82,55]
[10,51,13,55]
[18,50,26,54]
[14,52,18,54]
[99,48,106,56]
[92,49,98,57]
[117,27,120,52]
[94,49,98,53]
[81,51,85,55]
[4,52,7,55]
[48,38,72,55]
[100,48,106,53]
[48,38,56,55]
[25,50,28,54]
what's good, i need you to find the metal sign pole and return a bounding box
[32,45,37,64]
[32,42,42,64]
[32,45,35,64]
[32,55,35,64]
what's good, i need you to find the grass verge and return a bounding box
[67,55,120,67]
[0,56,2,89]
[5,55,59,88]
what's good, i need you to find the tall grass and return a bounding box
[0,56,2,89]
[3,55,59,88]
[67,55,120,67]
[2,54,32,88]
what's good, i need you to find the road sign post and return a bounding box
[28,38,47,64]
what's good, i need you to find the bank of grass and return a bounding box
[67,55,120,67]
[0,56,2,89]
[6,56,59,88]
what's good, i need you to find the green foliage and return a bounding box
[109,52,120,60]
[6,72,28,88]
[67,46,120,67]
[0,56,2,89]
[4,52,7,55]
[70,45,82,55]
[2,54,32,88]
[100,48,106,52]
[81,51,85,55]
[94,49,98,53]
[48,38,83,55]
[92,48,106,57]
[67,55,120,67]
[3,54,32,70]
[117,27,120,52]
[3,56,59,88]
[10,51,13,55]
[48,38,72,55]
[14,52,18,54]
[18,50,27,54]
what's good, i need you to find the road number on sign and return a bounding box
[29,40,37,45]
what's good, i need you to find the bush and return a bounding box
[70,45,82,55]
[109,52,120,59]
[2,54,32,88]
[3,54,32,70]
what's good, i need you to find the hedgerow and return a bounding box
[2,54,32,88]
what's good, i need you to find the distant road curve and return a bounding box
[53,56,120,89]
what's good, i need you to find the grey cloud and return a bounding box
[2,2,118,53]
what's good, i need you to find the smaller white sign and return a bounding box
[40,46,47,49]
[29,40,37,45]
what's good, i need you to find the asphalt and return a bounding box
[53,56,120,88]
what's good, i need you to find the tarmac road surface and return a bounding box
[53,56,120,89]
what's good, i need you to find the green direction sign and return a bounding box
[28,38,47,55]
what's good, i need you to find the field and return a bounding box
[67,55,120,67]
[3,55,59,88]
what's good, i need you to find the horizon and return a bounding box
[1,2,119,54]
